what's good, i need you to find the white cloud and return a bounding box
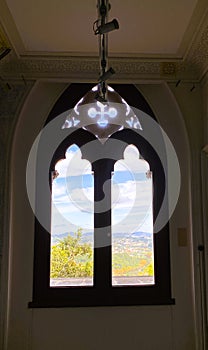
[112,179,152,210]
[115,145,150,173]
[51,208,93,235]
[112,207,153,234]
[51,180,94,234]
[55,146,93,178]
[52,188,93,214]
[68,186,93,204]
[51,144,153,236]
[51,201,93,232]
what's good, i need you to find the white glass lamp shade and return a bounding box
[62,85,142,141]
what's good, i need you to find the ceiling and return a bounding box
[0,0,204,57]
[0,0,208,81]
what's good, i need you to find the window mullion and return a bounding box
[93,159,112,289]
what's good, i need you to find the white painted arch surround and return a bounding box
[4,81,198,350]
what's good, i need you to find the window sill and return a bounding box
[28,297,175,308]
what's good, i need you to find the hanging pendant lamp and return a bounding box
[62,0,142,142]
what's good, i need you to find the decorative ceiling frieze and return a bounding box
[0,3,207,82]
[0,56,200,81]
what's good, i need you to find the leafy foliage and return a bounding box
[112,253,154,276]
[51,229,154,279]
[50,228,93,278]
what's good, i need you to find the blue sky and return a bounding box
[51,144,153,236]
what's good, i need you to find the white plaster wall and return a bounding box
[200,77,208,346]
[202,77,208,145]
[138,83,196,350]
[6,81,199,350]
[169,82,205,349]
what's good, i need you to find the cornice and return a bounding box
[0,6,207,82]
[0,55,200,82]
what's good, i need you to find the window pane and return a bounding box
[112,145,154,286]
[50,144,94,287]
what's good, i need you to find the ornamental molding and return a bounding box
[0,9,208,82]
[0,56,200,82]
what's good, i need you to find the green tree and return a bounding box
[143,262,154,276]
[50,228,93,278]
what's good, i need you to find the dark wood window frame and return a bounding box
[29,84,175,308]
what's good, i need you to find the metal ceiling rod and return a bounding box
[98,0,109,101]
[94,0,118,101]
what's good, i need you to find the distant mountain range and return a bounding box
[51,230,152,245]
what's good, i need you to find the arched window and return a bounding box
[29,84,174,307]
[50,144,94,287]
[111,144,154,286]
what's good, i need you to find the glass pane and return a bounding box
[112,145,154,286]
[50,144,94,287]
